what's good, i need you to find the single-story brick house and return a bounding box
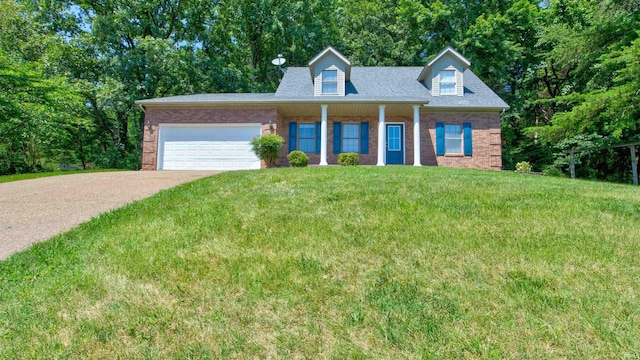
[135,46,508,170]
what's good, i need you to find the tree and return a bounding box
[0,1,90,174]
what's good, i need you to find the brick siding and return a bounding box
[141,107,501,171]
[280,112,502,170]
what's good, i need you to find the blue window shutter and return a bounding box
[289,122,297,152]
[315,122,321,154]
[360,122,369,154]
[333,122,342,154]
[464,122,473,156]
[435,122,445,156]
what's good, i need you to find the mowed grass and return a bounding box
[1,167,639,359]
[0,169,121,184]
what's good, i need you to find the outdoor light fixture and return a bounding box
[146,122,154,135]
[268,119,275,133]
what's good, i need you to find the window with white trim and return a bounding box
[322,70,338,94]
[342,123,360,153]
[439,70,456,95]
[444,124,463,154]
[298,124,316,152]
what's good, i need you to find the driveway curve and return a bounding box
[0,171,220,260]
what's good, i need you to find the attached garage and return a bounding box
[157,124,262,170]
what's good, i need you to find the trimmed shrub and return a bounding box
[515,161,533,173]
[338,152,359,166]
[543,165,565,177]
[287,150,308,167]
[250,134,284,167]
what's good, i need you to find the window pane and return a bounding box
[299,139,315,152]
[323,70,337,81]
[440,70,455,82]
[445,124,461,136]
[440,83,456,95]
[342,139,359,152]
[342,124,359,138]
[298,124,315,138]
[387,126,401,151]
[444,124,461,154]
[445,139,462,154]
[440,70,456,95]
[322,82,337,94]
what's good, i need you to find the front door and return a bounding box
[386,124,404,164]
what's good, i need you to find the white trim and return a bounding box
[444,123,464,155]
[308,46,351,67]
[427,46,471,68]
[157,123,262,170]
[321,69,339,95]
[385,122,406,165]
[377,105,386,166]
[320,105,328,165]
[413,105,421,166]
[439,70,457,96]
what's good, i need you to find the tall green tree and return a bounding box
[0,0,90,174]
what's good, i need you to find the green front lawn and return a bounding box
[1,167,639,358]
[0,169,122,184]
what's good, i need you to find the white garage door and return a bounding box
[158,124,262,170]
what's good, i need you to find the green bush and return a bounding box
[543,165,565,177]
[250,134,284,167]
[338,152,359,166]
[287,150,308,167]
[515,161,533,173]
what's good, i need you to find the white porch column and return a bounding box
[413,105,422,166]
[377,105,386,166]
[320,104,328,165]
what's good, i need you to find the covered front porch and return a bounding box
[276,102,427,166]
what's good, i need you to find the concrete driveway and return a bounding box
[0,171,220,260]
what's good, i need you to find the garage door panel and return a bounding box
[159,125,261,170]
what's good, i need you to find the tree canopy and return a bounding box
[1,0,638,183]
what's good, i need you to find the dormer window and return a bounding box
[417,46,470,97]
[439,70,456,95]
[322,70,338,94]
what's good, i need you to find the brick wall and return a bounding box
[280,112,502,170]
[141,108,277,170]
[421,113,502,170]
[142,107,501,171]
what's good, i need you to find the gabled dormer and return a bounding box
[308,46,351,96]
[417,46,471,97]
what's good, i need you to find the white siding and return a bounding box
[313,54,346,96]
[430,53,464,97]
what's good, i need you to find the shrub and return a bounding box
[287,150,308,167]
[543,165,565,177]
[338,152,359,166]
[515,161,533,173]
[250,134,284,167]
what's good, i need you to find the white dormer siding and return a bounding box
[430,54,464,96]
[417,46,470,97]
[313,55,346,96]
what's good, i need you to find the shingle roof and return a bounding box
[136,66,509,110]
[275,67,509,109]
[135,93,275,105]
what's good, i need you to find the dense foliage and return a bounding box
[287,150,309,167]
[1,0,638,182]
[250,134,285,167]
[338,152,360,166]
